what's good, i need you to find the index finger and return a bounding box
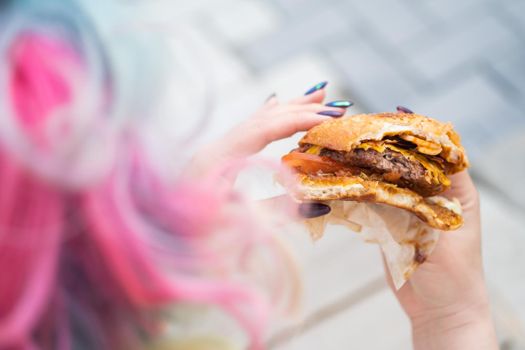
[261,112,332,148]
[288,88,326,105]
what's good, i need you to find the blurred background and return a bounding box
[141,0,525,348]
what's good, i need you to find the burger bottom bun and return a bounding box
[292,174,463,231]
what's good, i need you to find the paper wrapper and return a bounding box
[304,201,439,289]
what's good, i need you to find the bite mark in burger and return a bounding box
[282,112,469,231]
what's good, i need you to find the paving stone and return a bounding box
[345,0,428,45]
[295,227,384,316]
[477,133,525,210]
[256,53,358,107]
[499,1,525,36]
[269,0,334,18]
[272,287,411,350]
[481,187,525,330]
[166,25,252,92]
[491,47,525,99]
[328,40,416,112]
[119,0,227,22]
[416,0,490,21]
[207,0,281,46]
[408,14,519,81]
[404,75,523,158]
[239,8,353,70]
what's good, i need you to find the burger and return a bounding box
[282,112,469,230]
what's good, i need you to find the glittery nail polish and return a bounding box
[396,106,414,114]
[298,203,331,218]
[304,81,328,95]
[325,100,353,108]
[318,110,344,117]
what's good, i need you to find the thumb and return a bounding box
[442,170,479,214]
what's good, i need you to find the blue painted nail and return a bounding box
[298,203,331,218]
[318,110,344,117]
[304,81,328,95]
[325,100,353,108]
[396,106,414,114]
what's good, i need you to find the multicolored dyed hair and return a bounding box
[0,1,298,349]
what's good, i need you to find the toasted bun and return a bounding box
[299,112,469,173]
[292,174,463,231]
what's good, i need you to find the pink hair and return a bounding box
[0,30,294,349]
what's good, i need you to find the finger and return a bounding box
[263,112,332,143]
[241,110,330,154]
[440,170,481,240]
[288,88,326,105]
[263,93,279,109]
[224,112,330,157]
[273,103,346,116]
[304,81,328,96]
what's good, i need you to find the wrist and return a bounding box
[411,301,498,350]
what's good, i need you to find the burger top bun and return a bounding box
[299,112,469,174]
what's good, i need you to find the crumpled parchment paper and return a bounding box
[304,201,439,289]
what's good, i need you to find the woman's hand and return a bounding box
[186,82,351,219]
[186,82,351,178]
[387,171,498,350]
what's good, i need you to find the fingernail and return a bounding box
[396,106,414,114]
[298,203,331,218]
[265,93,277,102]
[318,110,344,117]
[325,100,353,108]
[304,81,328,95]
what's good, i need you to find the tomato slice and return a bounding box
[282,151,345,174]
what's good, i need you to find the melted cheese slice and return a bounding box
[305,145,323,155]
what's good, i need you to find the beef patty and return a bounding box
[318,147,446,197]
